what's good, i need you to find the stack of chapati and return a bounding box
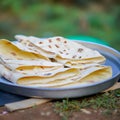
[0,35,112,88]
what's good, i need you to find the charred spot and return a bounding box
[55,44,59,48]
[49,58,57,62]
[48,39,52,42]
[11,52,17,56]
[64,41,67,43]
[56,37,61,41]
[19,69,23,71]
[59,51,63,54]
[48,45,52,48]
[78,48,83,52]
[39,42,43,44]
[66,53,69,55]
[72,55,77,58]
[64,65,69,68]
[79,68,83,70]
[40,66,44,69]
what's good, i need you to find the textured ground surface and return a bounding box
[0,101,120,120]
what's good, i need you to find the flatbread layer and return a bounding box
[15,35,106,65]
[0,39,49,60]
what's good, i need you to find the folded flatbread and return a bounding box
[59,66,112,88]
[25,65,112,87]
[0,37,112,88]
[0,39,49,61]
[0,39,65,77]
[0,58,63,72]
[0,64,80,84]
[15,35,106,66]
[0,63,112,87]
[14,35,56,58]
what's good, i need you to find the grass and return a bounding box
[0,2,120,51]
[54,89,120,120]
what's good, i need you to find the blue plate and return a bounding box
[0,41,120,98]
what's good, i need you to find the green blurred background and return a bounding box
[0,0,120,51]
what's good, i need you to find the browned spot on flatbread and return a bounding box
[6,42,11,45]
[40,66,45,69]
[49,58,57,62]
[59,51,63,54]
[72,55,77,58]
[55,44,59,48]
[48,39,52,42]
[11,52,17,56]
[19,69,23,71]
[56,37,61,41]
[39,42,43,44]
[48,45,52,48]
[78,48,83,52]
[64,41,67,43]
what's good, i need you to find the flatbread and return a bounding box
[0,64,80,84]
[59,66,112,88]
[14,35,105,67]
[0,58,63,72]
[0,36,112,88]
[0,39,49,61]
[15,35,105,60]
[21,66,112,87]
[0,63,112,88]
[25,66,112,87]
[14,35,56,58]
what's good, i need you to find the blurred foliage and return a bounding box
[0,0,120,51]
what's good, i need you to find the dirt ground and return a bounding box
[0,101,120,120]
